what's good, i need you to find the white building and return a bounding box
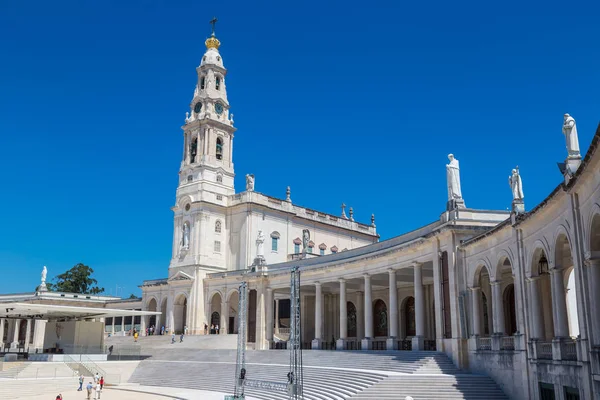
[139,28,600,399]
[139,30,378,337]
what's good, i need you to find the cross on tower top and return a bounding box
[210,17,218,37]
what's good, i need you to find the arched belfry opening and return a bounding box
[216,137,223,160]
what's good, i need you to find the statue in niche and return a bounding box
[302,229,310,253]
[246,174,255,191]
[181,223,190,249]
[509,167,524,201]
[256,230,265,259]
[446,154,463,201]
[562,113,581,158]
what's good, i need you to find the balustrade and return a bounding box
[372,339,387,351]
[476,336,492,351]
[560,339,577,361]
[536,341,553,360]
[500,336,515,351]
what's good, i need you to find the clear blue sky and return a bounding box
[0,1,598,296]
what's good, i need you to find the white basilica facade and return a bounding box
[138,29,600,400]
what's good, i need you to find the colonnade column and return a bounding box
[587,258,600,344]
[266,288,273,342]
[0,319,4,347]
[312,283,322,349]
[121,315,126,336]
[413,263,425,350]
[387,269,399,350]
[337,279,347,349]
[24,320,32,347]
[111,317,115,335]
[356,291,364,341]
[491,281,505,335]
[528,277,543,339]
[274,299,280,334]
[221,297,229,335]
[471,287,482,336]
[551,268,569,338]
[11,319,20,348]
[362,274,373,350]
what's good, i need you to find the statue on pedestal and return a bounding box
[256,230,265,259]
[39,266,48,291]
[302,229,310,254]
[246,174,255,191]
[181,223,190,249]
[562,113,581,159]
[446,154,463,201]
[509,167,524,201]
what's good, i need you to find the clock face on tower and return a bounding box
[194,102,202,113]
[215,102,224,115]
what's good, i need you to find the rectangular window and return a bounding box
[216,194,223,200]
[294,244,300,254]
[200,77,205,89]
[539,383,556,400]
[216,77,221,90]
[564,386,580,400]
[320,249,325,256]
[214,240,221,252]
[272,238,278,251]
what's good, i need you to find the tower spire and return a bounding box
[205,17,221,49]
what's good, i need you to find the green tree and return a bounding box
[48,263,105,294]
[128,294,138,299]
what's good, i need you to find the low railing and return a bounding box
[561,339,577,361]
[536,341,553,360]
[344,340,361,350]
[320,341,336,350]
[270,341,287,350]
[398,339,412,351]
[278,328,290,334]
[372,339,386,351]
[81,355,120,385]
[476,336,492,351]
[500,336,515,351]
[424,340,437,351]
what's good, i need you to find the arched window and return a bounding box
[373,299,388,337]
[404,296,416,337]
[200,77,205,90]
[216,174,223,183]
[190,138,198,163]
[215,220,222,233]
[271,232,280,251]
[347,302,357,337]
[216,137,223,160]
[215,76,221,90]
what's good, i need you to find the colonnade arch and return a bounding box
[373,299,388,337]
[529,248,554,340]
[209,292,222,332]
[147,297,158,328]
[173,294,188,333]
[554,232,579,338]
[160,298,167,331]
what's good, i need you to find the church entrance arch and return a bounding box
[347,302,357,337]
[228,291,239,334]
[373,299,388,337]
[210,292,222,334]
[147,298,158,329]
[173,294,187,334]
[503,284,517,335]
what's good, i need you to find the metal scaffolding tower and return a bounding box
[233,281,248,399]
[288,266,304,399]
[228,267,304,400]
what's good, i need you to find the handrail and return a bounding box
[81,355,121,385]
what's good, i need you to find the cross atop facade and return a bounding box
[210,17,218,36]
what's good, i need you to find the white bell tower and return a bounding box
[177,20,236,199]
[170,19,235,273]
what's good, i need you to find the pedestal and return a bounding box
[447,198,466,211]
[336,338,346,350]
[312,339,322,350]
[386,337,398,350]
[361,338,372,351]
[39,283,47,292]
[412,336,424,351]
[512,200,525,214]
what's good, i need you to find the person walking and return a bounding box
[95,381,102,399]
[216,324,219,334]
[55,395,63,400]
[204,323,208,335]
[94,372,100,383]
[86,381,93,400]
[134,330,139,342]
[78,374,84,391]
[180,332,184,343]
[99,376,104,390]
[171,333,176,344]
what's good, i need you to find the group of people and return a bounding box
[76,372,104,399]
[145,325,165,336]
[204,323,220,335]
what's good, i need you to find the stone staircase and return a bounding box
[349,375,508,399]
[123,338,508,400]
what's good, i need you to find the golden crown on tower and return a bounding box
[205,36,221,49]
